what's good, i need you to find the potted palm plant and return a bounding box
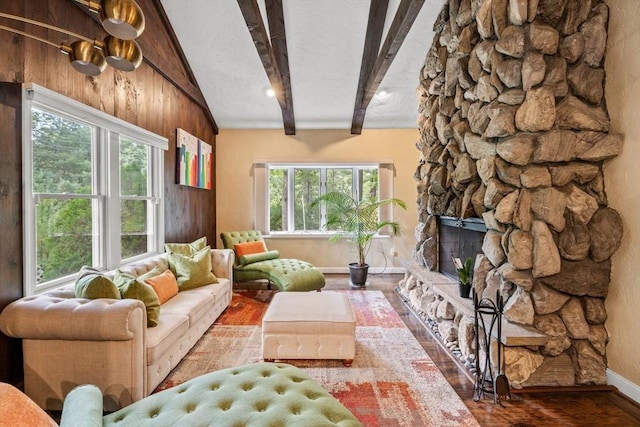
[312,191,406,287]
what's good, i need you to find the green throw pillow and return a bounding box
[75,269,120,300]
[114,269,161,328]
[165,236,207,256]
[168,245,217,291]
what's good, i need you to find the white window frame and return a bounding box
[254,161,395,236]
[22,83,168,295]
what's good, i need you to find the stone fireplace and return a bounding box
[399,0,624,388]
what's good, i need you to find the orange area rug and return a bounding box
[156,290,479,426]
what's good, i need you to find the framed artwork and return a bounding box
[176,128,212,189]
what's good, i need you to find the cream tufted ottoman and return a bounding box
[262,292,356,366]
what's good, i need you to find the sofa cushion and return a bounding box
[160,286,216,326]
[237,250,280,266]
[233,240,267,257]
[143,270,179,304]
[146,314,189,365]
[168,246,217,291]
[165,236,207,256]
[114,269,161,327]
[75,267,120,300]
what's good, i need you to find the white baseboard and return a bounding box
[607,369,640,404]
[318,267,405,274]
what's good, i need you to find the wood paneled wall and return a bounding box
[0,0,218,383]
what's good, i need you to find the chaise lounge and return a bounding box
[220,230,325,292]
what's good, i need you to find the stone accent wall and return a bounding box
[412,0,623,387]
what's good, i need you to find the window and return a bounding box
[23,84,167,295]
[256,162,394,235]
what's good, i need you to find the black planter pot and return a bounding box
[349,263,369,287]
[458,282,472,299]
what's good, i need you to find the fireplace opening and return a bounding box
[438,216,487,280]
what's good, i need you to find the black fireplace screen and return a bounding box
[438,216,487,280]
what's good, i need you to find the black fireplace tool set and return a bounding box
[473,290,512,405]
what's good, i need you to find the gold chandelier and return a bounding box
[0,0,145,76]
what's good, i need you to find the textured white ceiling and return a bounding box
[160,0,445,131]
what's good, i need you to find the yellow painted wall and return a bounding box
[604,0,640,393]
[216,129,419,271]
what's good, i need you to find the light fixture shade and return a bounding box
[103,36,142,71]
[97,0,145,40]
[64,40,107,76]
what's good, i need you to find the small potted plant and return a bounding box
[453,255,473,298]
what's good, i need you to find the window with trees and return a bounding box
[265,163,387,234]
[23,84,167,295]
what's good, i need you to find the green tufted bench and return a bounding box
[220,231,325,292]
[60,362,362,426]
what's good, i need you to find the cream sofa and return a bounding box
[0,248,234,412]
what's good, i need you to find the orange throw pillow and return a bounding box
[234,241,267,257]
[144,269,179,304]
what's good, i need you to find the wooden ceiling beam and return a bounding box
[238,0,295,135]
[351,0,389,135]
[265,0,295,135]
[351,0,426,134]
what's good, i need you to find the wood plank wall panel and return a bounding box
[0,0,217,384]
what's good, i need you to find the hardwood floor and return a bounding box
[321,273,640,427]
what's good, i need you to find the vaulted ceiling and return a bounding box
[158,0,445,134]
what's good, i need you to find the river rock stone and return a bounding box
[537,0,567,27]
[476,0,494,39]
[559,297,590,339]
[588,208,623,263]
[556,95,610,132]
[504,286,535,325]
[562,0,592,34]
[527,21,559,55]
[534,314,572,357]
[473,254,494,297]
[495,25,525,58]
[516,87,556,132]
[520,166,551,188]
[522,52,546,91]
[531,220,562,278]
[418,236,438,270]
[453,153,478,184]
[475,40,495,72]
[575,131,623,162]
[504,347,544,387]
[496,59,522,88]
[508,0,527,25]
[522,354,576,386]
[543,56,568,97]
[464,132,497,159]
[437,299,457,320]
[584,297,607,324]
[531,283,570,315]
[485,104,518,138]
[485,177,515,208]
[588,324,608,356]
[483,229,507,267]
[558,221,591,261]
[580,3,608,67]
[469,102,492,134]
[476,74,499,102]
[483,209,506,231]
[540,258,611,297]
[533,130,577,163]
[513,188,533,231]
[559,33,585,64]
[458,316,476,360]
[498,88,525,105]
[531,187,566,232]
[507,228,532,269]
[574,340,607,385]
[496,157,523,187]
[492,0,509,38]
[477,156,496,185]
[566,184,598,224]
[498,262,533,289]
[549,162,600,186]
[497,133,534,165]
[568,61,604,105]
